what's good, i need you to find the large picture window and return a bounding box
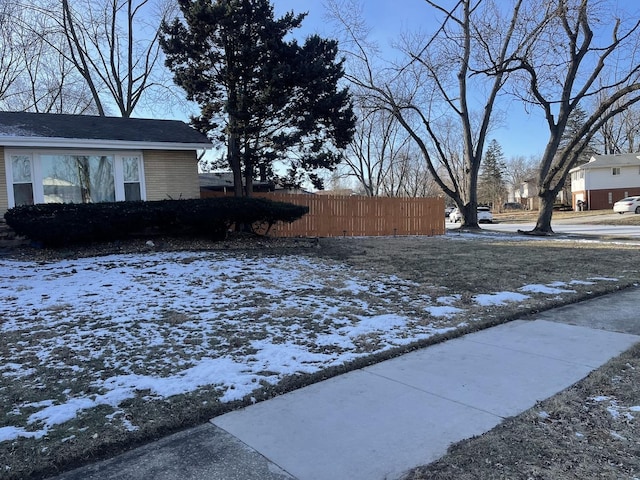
[6,150,145,208]
[41,154,115,204]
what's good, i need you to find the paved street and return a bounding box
[447,213,640,238]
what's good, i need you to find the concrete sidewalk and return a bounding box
[52,290,640,480]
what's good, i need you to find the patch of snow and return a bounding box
[519,284,576,294]
[436,295,461,305]
[474,291,530,306]
[426,306,463,318]
[610,430,627,441]
[0,426,46,442]
[607,406,621,419]
[0,125,37,137]
[28,397,100,429]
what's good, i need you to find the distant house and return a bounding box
[1,111,212,215]
[199,172,275,195]
[569,153,640,210]
[516,178,538,210]
[315,188,357,196]
[512,176,574,211]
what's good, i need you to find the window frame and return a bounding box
[120,155,143,201]
[8,153,35,206]
[612,167,621,176]
[5,148,145,208]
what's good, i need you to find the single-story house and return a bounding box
[0,111,212,215]
[569,153,640,210]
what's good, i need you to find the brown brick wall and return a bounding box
[573,188,640,210]
[142,150,200,201]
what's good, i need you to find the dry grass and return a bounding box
[590,214,640,226]
[2,232,640,479]
[493,208,640,225]
[493,209,611,222]
[316,234,640,302]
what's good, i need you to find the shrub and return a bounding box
[4,197,309,247]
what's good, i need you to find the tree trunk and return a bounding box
[459,203,480,229]
[530,191,556,235]
[227,116,243,197]
[459,156,480,229]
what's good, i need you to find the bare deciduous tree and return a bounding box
[0,2,95,113]
[344,99,413,196]
[597,101,640,154]
[0,2,26,105]
[330,0,538,228]
[58,0,174,117]
[511,0,640,234]
[382,148,440,198]
[503,154,539,201]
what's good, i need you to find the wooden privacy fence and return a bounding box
[203,191,445,237]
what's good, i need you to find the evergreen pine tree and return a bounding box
[560,105,599,166]
[160,0,355,195]
[478,139,506,209]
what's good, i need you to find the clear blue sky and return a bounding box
[271,0,640,161]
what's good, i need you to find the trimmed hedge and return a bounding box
[4,197,309,246]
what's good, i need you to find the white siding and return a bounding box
[586,165,640,190]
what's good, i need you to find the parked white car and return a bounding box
[613,196,640,214]
[477,206,493,223]
[448,206,493,223]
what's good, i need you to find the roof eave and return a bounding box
[0,136,213,151]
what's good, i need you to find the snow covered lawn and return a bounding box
[0,234,633,478]
[0,248,619,443]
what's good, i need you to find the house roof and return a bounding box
[199,172,275,191]
[569,153,640,172]
[199,172,235,189]
[0,111,212,150]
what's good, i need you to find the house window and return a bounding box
[10,154,34,206]
[608,192,613,204]
[122,156,142,201]
[41,154,115,204]
[613,167,621,175]
[5,149,145,208]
